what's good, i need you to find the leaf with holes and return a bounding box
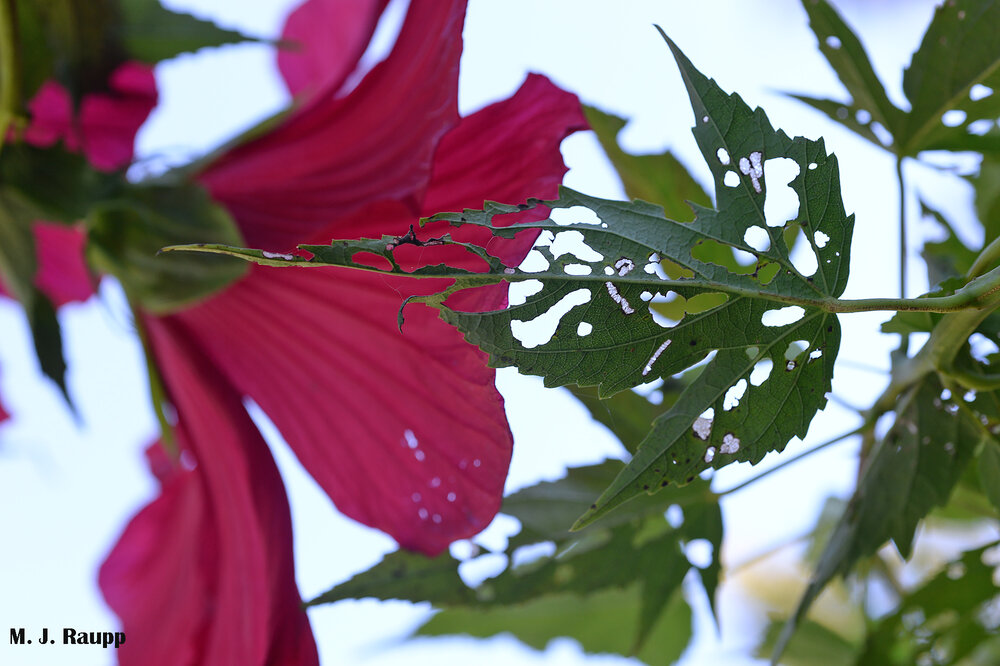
[898,0,1000,155]
[792,0,904,151]
[167,33,854,530]
[775,376,984,661]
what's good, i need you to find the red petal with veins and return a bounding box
[100,320,318,666]
[156,74,584,554]
[278,0,390,99]
[199,0,467,251]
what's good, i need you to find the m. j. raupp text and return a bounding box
[10,627,125,648]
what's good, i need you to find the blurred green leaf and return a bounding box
[899,0,1000,155]
[978,437,1000,512]
[306,550,474,607]
[86,183,247,313]
[857,542,1000,665]
[419,585,692,665]
[757,617,859,666]
[778,377,983,659]
[117,0,256,63]
[797,0,903,149]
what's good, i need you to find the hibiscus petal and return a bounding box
[32,222,96,306]
[198,0,468,251]
[100,319,317,665]
[22,62,157,171]
[160,264,508,556]
[0,223,95,306]
[277,0,390,99]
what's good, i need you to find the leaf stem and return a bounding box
[0,0,22,152]
[715,427,862,498]
[897,156,907,300]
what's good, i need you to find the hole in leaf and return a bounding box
[750,358,773,386]
[969,333,1000,362]
[968,119,995,135]
[665,505,684,527]
[825,35,842,49]
[508,279,543,306]
[549,205,602,226]
[808,348,823,361]
[684,292,729,314]
[870,121,893,146]
[808,162,818,170]
[755,261,781,284]
[723,378,747,411]
[717,148,731,165]
[640,291,653,302]
[351,251,393,271]
[761,306,805,326]
[684,539,714,568]
[971,84,994,101]
[785,340,809,361]
[724,170,740,187]
[744,226,771,253]
[942,109,967,127]
[577,321,593,336]
[655,257,694,279]
[763,157,800,227]
[692,240,754,273]
[551,230,603,262]
[510,288,592,348]
[814,230,830,248]
[789,227,819,276]
[855,109,871,124]
[520,249,550,273]
[564,263,593,275]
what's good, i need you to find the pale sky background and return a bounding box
[0,1,977,664]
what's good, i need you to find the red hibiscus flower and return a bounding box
[100,0,585,663]
[0,62,157,423]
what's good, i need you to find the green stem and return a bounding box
[967,234,1000,279]
[0,0,22,151]
[715,427,863,498]
[131,305,178,457]
[897,156,907,300]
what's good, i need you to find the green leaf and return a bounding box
[798,0,903,146]
[117,0,257,64]
[566,383,681,455]
[978,437,1000,512]
[26,289,72,408]
[856,542,1000,665]
[899,0,1000,155]
[789,94,895,151]
[756,617,859,666]
[86,183,248,313]
[306,550,474,607]
[776,376,982,661]
[973,156,1000,244]
[419,585,692,666]
[0,144,123,223]
[166,33,855,532]
[919,200,980,285]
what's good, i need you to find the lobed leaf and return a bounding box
[776,376,984,661]
[168,33,856,531]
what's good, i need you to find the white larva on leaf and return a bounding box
[605,281,635,315]
[738,151,764,193]
[262,250,295,260]
[642,340,671,377]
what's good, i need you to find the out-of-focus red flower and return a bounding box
[0,62,156,423]
[99,319,318,665]
[22,62,158,172]
[101,0,585,662]
[0,61,157,307]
